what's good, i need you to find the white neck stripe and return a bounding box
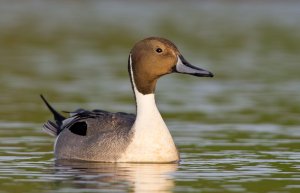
[129,54,139,96]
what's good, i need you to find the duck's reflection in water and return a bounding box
[54,160,178,192]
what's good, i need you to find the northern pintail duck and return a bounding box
[41,37,213,163]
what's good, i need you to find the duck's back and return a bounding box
[51,110,135,162]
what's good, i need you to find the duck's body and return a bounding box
[53,109,135,162]
[42,37,213,163]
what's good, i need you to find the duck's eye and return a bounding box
[156,48,163,53]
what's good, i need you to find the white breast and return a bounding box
[118,92,179,162]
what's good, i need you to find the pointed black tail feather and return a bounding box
[40,94,66,128]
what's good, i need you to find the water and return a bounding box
[0,1,300,193]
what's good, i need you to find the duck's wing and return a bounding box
[41,95,136,137]
[60,109,136,137]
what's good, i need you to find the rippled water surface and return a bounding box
[0,1,300,193]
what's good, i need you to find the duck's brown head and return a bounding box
[129,37,213,95]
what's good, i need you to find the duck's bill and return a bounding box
[174,55,214,77]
